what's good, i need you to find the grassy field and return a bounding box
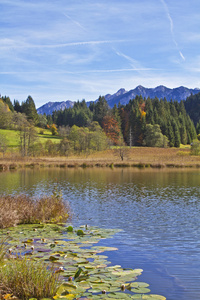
[0,146,200,170]
[0,129,20,147]
[0,128,62,148]
[0,128,200,169]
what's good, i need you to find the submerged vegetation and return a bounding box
[0,221,166,300]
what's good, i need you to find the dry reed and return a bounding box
[0,194,70,229]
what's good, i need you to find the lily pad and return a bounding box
[0,224,166,300]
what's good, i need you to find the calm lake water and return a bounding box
[0,168,200,300]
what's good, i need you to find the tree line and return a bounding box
[0,92,199,157]
[50,95,198,148]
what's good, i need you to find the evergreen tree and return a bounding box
[92,96,109,126]
[21,96,38,125]
[14,100,22,113]
[196,121,200,134]
[172,119,181,147]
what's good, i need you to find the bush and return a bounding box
[0,193,70,228]
[0,258,60,299]
[191,140,200,155]
[39,129,44,134]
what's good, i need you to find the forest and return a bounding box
[48,94,199,148]
[0,92,200,157]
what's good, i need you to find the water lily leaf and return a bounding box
[130,282,150,288]
[74,267,83,280]
[1,224,165,300]
[88,288,102,293]
[132,287,151,294]
[112,270,133,276]
[107,292,131,299]
[132,294,166,300]
[91,246,118,253]
[37,248,51,253]
[131,295,166,300]
[49,255,59,261]
[56,283,77,296]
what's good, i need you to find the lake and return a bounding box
[0,167,200,300]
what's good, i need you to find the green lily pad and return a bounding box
[131,295,166,300]
[0,224,165,300]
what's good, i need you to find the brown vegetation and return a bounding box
[0,147,200,170]
[0,194,70,228]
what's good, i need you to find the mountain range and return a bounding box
[37,100,75,115]
[37,85,200,115]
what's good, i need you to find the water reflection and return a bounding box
[0,168,200,300]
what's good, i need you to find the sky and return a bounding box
[1,0,200,108]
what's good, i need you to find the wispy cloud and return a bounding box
[63,13,86,31]
[114,50,159,72]
[0,39,131,50]
[160,0,185,61]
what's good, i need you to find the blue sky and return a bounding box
[0,0,200,108]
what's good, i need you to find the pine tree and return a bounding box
[21,96,38,125]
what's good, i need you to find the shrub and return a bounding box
[0,193,70,228]
[191,140,200,156]
[0,258,60,299]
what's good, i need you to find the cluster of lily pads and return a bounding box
[1,224,166,300]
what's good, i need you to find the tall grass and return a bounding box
[0,193,70,228]
[0,258,60,299]
[0,237,8,262]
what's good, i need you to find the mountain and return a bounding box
[103,85,200,107]
[37,100,75,115]
[37,85,200,114]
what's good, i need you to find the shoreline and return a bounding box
[0,147,200,171]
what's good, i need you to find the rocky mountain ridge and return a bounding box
[37,85,200,114]
[37,100,74,115]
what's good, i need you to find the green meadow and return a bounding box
[0,128,62,149]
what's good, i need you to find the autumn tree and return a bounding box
[50,124,58,136]
[102,115,121,145]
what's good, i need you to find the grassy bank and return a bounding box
[0,147,200,170]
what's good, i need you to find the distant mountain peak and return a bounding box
[36,85,200,114]
[37,100,75,115]
[103,85,200,107]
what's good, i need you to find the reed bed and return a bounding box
[0,258,60,300]
[0,194,70,229]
